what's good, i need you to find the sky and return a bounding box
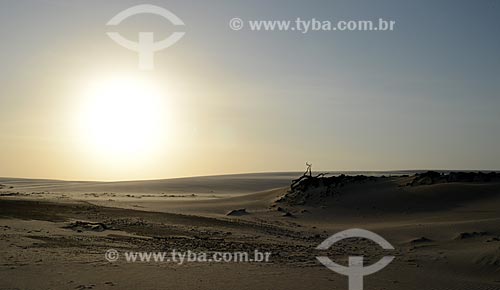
[0,0,499,181]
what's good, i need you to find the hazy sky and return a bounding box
[1,0,499,180]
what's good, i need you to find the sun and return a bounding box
[77,76,170,163]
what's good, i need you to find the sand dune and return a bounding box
[0,172,297,195]
[1,172,500,290]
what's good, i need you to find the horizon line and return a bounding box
[1,169,500,183]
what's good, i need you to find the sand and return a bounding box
[1,172,500,290]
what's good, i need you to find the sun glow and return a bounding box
[76,76,171,164]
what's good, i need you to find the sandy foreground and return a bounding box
[1,173,499,290]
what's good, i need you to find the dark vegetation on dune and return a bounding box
[64,221,112,232]
[0,184,14,190]
[277,165,500,206]
[409,171,500,186]
[276,163,378,205]
[226,208,249,216]
[277,174,376,205]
